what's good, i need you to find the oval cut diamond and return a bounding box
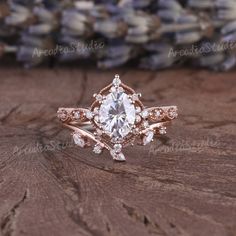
[99,91,136,138]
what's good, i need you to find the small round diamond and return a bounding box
[143,121,149,128]
[155,109,162,118]
[168,108,178,119]
[93,144,103,154]
[114,144,122,153]
[96,94,103,102]
[73,111,80,119]
[113,76,121,87]
[141,109,149,118]
[86,110,94,119]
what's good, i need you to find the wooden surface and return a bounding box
[0,67,236,236]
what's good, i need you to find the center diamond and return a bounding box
[99,90,136,138]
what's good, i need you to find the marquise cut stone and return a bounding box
[99,90,136,138]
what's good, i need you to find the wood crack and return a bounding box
[37,138,104,236]
[0,189,29,236]
[122,203,167,236]
[0,105,19,124]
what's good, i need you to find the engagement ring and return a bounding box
[57,74,178,161]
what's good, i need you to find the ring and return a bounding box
[57,74,178,161]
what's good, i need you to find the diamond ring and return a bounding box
[57,74,178,161]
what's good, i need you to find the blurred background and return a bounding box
[1,0,236,70]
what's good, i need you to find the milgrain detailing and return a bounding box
[57,74,178,161]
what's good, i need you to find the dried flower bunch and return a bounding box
[1,0,236,70]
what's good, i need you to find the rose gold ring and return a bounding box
[57,74,178,161]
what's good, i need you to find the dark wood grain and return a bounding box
[0,67,236,236]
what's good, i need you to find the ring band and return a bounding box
[57,74,178,161]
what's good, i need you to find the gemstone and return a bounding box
[73,133,85,147]
[155,109,163,118]
[143,120,149,128]
[73,111,80,119]
[141,109,149,118]
[114,143,122,153]
[110,150,126,161]
[96,94,103,102]
[86,110,94,119]
[143,131,154,145]
[93,144,103,154]
[99,90,136,138]
[113,76,121,87]
[168,108,178,119]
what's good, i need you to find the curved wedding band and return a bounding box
[57,74,178,161]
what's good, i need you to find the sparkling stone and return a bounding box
[73,111,80,119]
[99,90,136,138]
[114,144,122,153]
[143,120,149,128]
[110,150,126,161]
[155,109,162,118]
[113,76,121,87]
[159,127,167,135]
[143,131,154,145]
[86,110,94,119]
[141,109,149,118]
[73,133,85,147]
[168,108,178,119]
[93,144,103,154]
[96,94,103,102]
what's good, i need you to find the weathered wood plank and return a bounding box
[0,67,235,236]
